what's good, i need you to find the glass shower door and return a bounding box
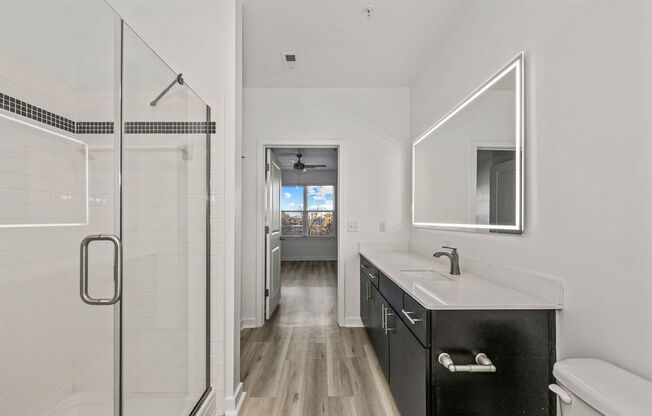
[0,0,121,415]
[120,23,209,416]
[1,4,210,415]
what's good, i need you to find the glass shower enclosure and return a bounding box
[0,1,212,415]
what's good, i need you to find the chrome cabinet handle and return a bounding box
[80,234,123,306]
[360,264,368,270]
[401,309,423,325]
[367,272,377,281]
[385,308,395,334]
[381,304,386,329]
[438,353,496,373]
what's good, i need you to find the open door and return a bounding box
[490,158,519,234]
[265,149,282,319]
[490,158,516,226]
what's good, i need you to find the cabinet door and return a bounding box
[360,271,370,328]
[369,285,390,381]
[433,310,554,415]
[389,312,430,416]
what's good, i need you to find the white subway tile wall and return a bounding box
[0,51,217,415]
[0,117,88,227]
[0,56,105,416]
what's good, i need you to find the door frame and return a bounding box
[255,139,346,327]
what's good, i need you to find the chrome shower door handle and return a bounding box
[80,234,123,305]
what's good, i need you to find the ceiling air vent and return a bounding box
[281,52,297,69]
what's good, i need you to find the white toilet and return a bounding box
[550,358,652,416]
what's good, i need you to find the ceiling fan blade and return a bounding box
[303,164,327,168]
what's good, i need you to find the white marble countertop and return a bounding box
[359,249,562,310]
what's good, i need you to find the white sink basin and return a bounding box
[399,269,452,281]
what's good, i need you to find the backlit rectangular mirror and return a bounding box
[412,53,524,233]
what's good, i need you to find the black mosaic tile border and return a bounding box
[77,121,115,135]
[0,92,216,135]
[1,92,76,133]
[125,121,216,135]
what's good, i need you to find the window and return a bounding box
[281,185,335,237]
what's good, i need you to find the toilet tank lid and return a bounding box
[554,358,652,416]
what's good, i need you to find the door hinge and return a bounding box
[265,225,270,234]
[265,289,269,297]
[265,163,270,172]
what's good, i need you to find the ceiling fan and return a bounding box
[289,153,326,172]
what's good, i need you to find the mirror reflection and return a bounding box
[412,55,523,233]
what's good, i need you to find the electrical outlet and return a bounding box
[379,221,387,232]
[348,221,359,232]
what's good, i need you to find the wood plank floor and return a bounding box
[240,261,400,416]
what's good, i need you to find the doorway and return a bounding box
[263,147,339,320]
[240,146,399,414]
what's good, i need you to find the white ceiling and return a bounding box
[272,148,338,170]
[243,0,464,88]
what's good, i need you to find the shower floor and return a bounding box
[43,393,198,416]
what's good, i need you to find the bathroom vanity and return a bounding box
[359,251,560,416]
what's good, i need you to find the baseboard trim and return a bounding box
[240,318,258,330]
[343,317,364,327]
[224,382,246,416]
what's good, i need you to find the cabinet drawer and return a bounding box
[360,255,379,288]
[401,293,430,348]
[379,272,403,313]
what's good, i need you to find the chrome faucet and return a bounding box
[433,246,461,275]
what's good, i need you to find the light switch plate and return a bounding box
[347,221,359,232]
[379,221,386,232]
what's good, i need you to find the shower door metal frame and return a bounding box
[187,104,213,416]
[115,17,124,416]
[112,18,212,416]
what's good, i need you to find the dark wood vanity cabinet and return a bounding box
[359,255,556,416]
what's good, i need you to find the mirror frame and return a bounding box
[411,52,524,234]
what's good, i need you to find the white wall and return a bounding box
[280,169,337,261]
[409,0,652,379]
[281,238,337,261]
[281,169,337,186]
[241,88,411,328]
